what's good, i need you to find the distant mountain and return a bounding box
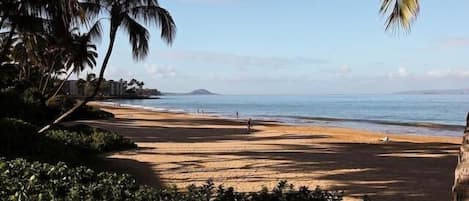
[162,89,217,95]
[395,89,469,95]
[188,89,216,95]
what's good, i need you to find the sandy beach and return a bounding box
[81,102,461,201]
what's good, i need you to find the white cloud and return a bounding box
[104,65,136,80]
[438,37,469,48]
[425,69,469,78]
[144,64,177,78]
[156,50,327,69]
[338,64,351,76]
[387,67,409,79]
[385,67,469,80]
[175,0,237,4]
[398,67,409,77]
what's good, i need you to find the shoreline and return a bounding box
[85,101,460,201]
[97,101,464,137]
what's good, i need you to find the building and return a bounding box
[63,80,80,96]
[108,80,124,96]
[64,80,124,97]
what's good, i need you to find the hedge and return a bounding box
[0,118,136,163]
[0,158,344,201]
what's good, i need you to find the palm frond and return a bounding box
[380,0,420,32]
[87,21,103,42]
[122,15,149,60]
[131,5,176,44]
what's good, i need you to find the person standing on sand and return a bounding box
[236,111,239,119]
[247,118,252,133]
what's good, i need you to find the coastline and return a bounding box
[85,101,460,201]
[97,100,464,137]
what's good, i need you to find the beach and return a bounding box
[83,102,461,201]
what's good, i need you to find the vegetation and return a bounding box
[0,158,343,201]
[0,118,135,163]
[47,124,136,153]
[0,0,419,199]
[379,0,420,32]
[0,0,176,133]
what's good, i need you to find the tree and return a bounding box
[48,27,99,100]
[380,0,420,32]
[38,0,176,133]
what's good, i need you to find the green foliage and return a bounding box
[73,105,114,120]
[47,96,114,121]
[0,88,51,124]
[46,125,136,152]
[0,118,78,162]
[0,87,113,127]
[46,95,76,113]
[0,159,344,201]
[0,118,135,163]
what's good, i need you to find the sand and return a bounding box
[81,102,461,201]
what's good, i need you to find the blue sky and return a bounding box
[88,0,469,94]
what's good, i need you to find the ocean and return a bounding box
[110,94,469,137]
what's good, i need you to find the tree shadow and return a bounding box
[95,156,163,188]
[80,116,459,201]
[116,117,278,127]
[175,141,457,201]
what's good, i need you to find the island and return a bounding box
[162,89,217,95]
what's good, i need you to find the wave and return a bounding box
[101,101,464,136]
[263,115,465,131]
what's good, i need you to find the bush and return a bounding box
[0,158,344,201]
[0,88,51,124]
[0,118,87,163]
[46,124,136,152]
[47,96,114,121]
[72,105,114,120]
[0,118,135,163]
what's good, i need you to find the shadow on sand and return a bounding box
[81,115,459,201]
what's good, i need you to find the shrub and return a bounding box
[46,124,136,152]
[0,158,344,201]
[0,118,85,163]
[46,95,76,114]
[72,105,114,120]
[0,88,51,124]
[0,119,135,163]
[47,96,114,121]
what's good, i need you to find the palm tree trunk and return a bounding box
[41,65,56,95]
[0,17,6,29]
[0,24,17,60]
[38,29,117,134]
[48,67,74,100]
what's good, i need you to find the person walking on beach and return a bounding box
[247,118,252,133]
[236,111,239,119]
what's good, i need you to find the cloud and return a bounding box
[387,67,409,79]
[175,0,237,4]
[425,68,469,78]
[338,64,351,76]
[437,37,469,48]
[385,66,469,80]
[156,50,327,69]
[398,67,409,77]
[144,64,177,78]
[104,65,136,80]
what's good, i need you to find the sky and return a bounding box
[87,0,469,95]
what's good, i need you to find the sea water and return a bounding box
[112,94,469,137]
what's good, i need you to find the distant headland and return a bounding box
[395,88,469,95]
[162,89,217,95]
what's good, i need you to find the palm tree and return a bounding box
[379,0,420,32]
[38,0,176,133]
[76,78,86,96]
[138,81,144,90]
[48,28,99,100]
